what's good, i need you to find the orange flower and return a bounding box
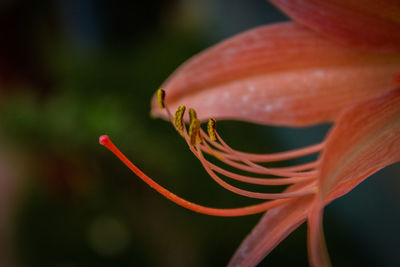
[100,1,400,266]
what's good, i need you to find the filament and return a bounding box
[199,139,317,177]
[201,130,324,163]
[195,148,317,199]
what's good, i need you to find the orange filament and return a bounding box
[199,140,318,177]
[195,148,317,199]
[200,130,324,163]
[203,161,314,185]
[176,125,318,199]
[199,138,319,171]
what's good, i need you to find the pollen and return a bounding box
[189,108,197,125]
[157,88,166,109]
[207,118,217,141]
[189,118,201,146]
[174,105,186,131]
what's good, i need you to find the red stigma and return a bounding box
[99,135,110,146]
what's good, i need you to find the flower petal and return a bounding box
[304,88,400,267]
[228,194,314,267]
[270,0,400,52]
[228,165,384,267]
[152,22,400,126]
[227,88,400,266]
[307,199,332,267]
[228,173,378,267]
[319,87,400,197]
[306,162,388,267]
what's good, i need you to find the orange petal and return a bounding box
[228,172,378,266]
[152,22,400,126]
[228,195,314,267]
[306,174,377,267]
[228,181,314,266]
[270,0,400,52]
[319,88,400,197]
[307,199,332,267]
[306,87,400,267]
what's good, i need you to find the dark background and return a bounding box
[0,0,399,266]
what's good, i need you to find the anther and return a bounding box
[189,108,197,125]
[189,118,201,146]
[174,105,186,132]
[157,88,166,109]
[207,118,217,141]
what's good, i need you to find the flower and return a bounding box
[100,1,400,266]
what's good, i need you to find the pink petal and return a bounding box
[270,0,400,52]
[306,88,400,266]
[228,188,314,267]
[306,88,400,265]
[152,23,400,126]
[227,174,377,266]
[307,199,331,267]
[307,173,380,267]
[307,87,400,266]
[229,95,400,265]
[319,88,400,197]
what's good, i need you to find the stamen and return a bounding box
[207,118,217,141]
[189,108,197,125]
[200,143,319,172]
[200,140,316,177]
[194,148,317,199]
[174,105,186,132]
[99,135,299,217]
[189,118,201,146]
[201,130,324,163]
[179,125,317,198]
[157,88,166,109]
[164,101,317,181]
[216,132,317,176]
[201,158,315,185]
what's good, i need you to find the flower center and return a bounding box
[99,88,323,217]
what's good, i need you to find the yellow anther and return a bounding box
[189,108,197,125]
[174,105,186,131]
[157,88,166,109]
[189,118,201,146]
[207,118,217,141]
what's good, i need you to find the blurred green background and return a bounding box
[0,0,399,266]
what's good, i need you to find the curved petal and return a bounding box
[227,173,379,267]
[307,199,331,267]
[227,174,368,267]
[228,182,314,267]
[229,97,400,266]
[319,87,400,196]
[308,88,400,267]
[270,0,400,52]
[152,22,400,126]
